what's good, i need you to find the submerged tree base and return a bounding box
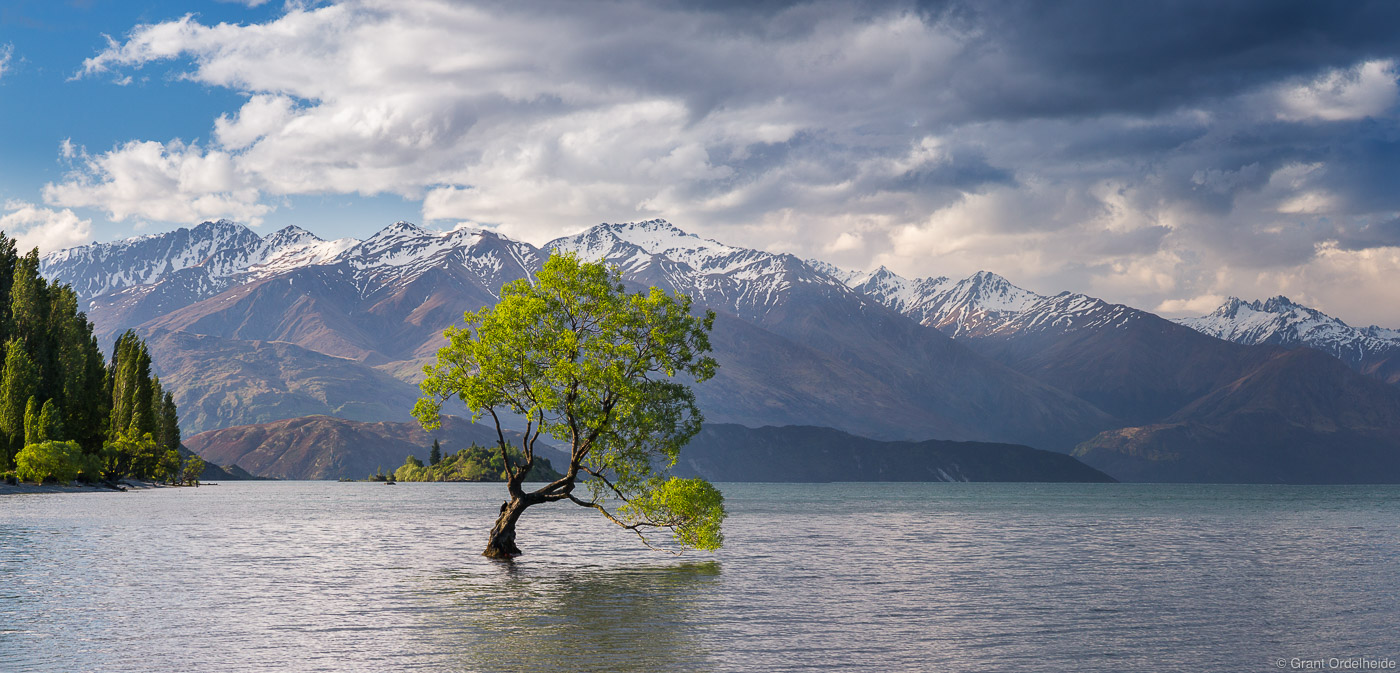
[482,544,521,560]
[483,499,525,559]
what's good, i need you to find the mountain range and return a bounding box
[40,218,1400,483]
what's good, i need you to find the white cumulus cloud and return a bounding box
[43,139,271,226]
[0,201,94,254]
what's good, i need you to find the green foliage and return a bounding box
[22,397,63,446]
[429,438,441,466]
[15,440,82,484]
[104,424,161,481]
[182,455,205,486]
[415,252,724,554]
[0,339,38,460]
[156,449,182,485]
[0,233,171,476]
[616,477,726,551]
[37,399,62,443]
[22,396,40,445]
[108,330,157,441]
[75,451,106,484]
[395,445,563,482]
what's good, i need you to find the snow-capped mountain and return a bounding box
[41,220,262,299]
[547,220,865,320]
[40,220,354,303]
[850,268,1046,337]
[822,263,1146,339]
[1176,296,1400,384]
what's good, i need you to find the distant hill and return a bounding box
[1073,349,1400,483]
[183,415,1111,483]
[184,415,569,481]
[672,424,1115,482]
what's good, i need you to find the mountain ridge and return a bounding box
[38,218,1400,482]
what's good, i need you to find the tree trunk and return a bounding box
[483,498,528,559]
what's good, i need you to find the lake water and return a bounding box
[2,482,1398,672]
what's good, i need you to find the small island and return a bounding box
[388,442,562,483]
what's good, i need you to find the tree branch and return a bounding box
[565,494,678,555]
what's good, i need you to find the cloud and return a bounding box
[49,0,1400,325]
[43,139,271,225]
[0,201,94,254]
[1276,60,1399,122]
[0,43,13,79]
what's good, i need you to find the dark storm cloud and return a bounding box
[885,150,1014,193]
[1335,217,1400,251]
[931,0,1400,121]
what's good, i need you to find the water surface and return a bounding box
[2,482,1397,672]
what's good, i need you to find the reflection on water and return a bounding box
[1,482,1398,672]
[429,563,719,672]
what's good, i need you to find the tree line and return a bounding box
[0,233,196,485]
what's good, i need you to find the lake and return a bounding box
[2,482,1398,672]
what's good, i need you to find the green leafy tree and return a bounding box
[414,252,724,558]
[104,422,161,480]
[156,449,182,484]
[429,439,442,466]
[107,330,157,441]
[15,440,82,484]
[38,398,63,443]
[158,390,180,453]
[10,250,48,352]
[183,455,205,486]
[0,235,17,346]
[22,396,40,445]
[0,339,38,463]
[395,455,429,482]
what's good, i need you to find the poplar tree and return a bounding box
[0,339,38,463]
[22,396,40,446]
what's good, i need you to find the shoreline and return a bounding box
[0,480,191,496]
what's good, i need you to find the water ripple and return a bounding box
[1,482,1398,672]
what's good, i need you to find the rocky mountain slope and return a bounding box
[143,328,421,432]
[545,220,1115,449]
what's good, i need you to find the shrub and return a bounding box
[15,441,83,484]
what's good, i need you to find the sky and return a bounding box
[3,1,1400,327]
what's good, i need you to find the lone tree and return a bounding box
[413,252,724,558]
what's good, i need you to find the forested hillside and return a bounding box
[0,233,186,484]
